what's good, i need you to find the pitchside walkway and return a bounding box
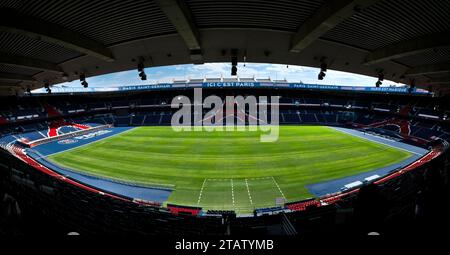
[28,126,173,203]
[306,127,429,196]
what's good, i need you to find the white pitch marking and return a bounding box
[245,179,253,205]
[208,178,228,181]
[271,177,286,199]
[197,179,207,205]
[331,127,423,155]
[231,179,235,206]
[248,176,272,181]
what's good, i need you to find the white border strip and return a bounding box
[331,127,423,155]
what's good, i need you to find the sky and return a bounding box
[35,62,407,92]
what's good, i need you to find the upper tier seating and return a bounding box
[1,91,449,145]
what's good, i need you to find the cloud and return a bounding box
[191,63,229,77]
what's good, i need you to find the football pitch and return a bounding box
[48,126,412,213]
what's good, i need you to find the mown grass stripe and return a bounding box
[47,125,413,212]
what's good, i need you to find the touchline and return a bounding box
[170,88,280,142]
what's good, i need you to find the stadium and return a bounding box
[0,0,449,240]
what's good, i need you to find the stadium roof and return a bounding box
[0,0,449,95]
[32,77,430,95]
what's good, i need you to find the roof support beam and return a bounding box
[155,0,202,61]
[0,72,35,82]
[290,0,380,53]
[0,8,114,62]
[405,63,450,76]
[0,52,63,73]
[364,32,450,65]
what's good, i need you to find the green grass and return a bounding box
[48,126,412,214]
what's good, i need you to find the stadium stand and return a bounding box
[0,86,449,237]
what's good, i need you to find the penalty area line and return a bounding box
[231,179,235,206]
[248,176,272,181]
[245,179,253,205]
[271,176,286,199]
[197,179,207,205]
